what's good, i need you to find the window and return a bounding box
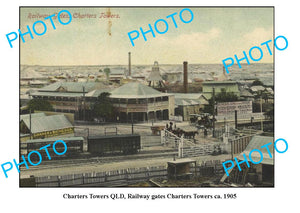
[162,96,169,101]
[128,99,136,104]
[148,98,154,103]
[138,99,147,104]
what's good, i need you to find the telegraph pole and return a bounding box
[260,96,263,131]
[212,87,215,137]
[83,86,85,121]
[131,113,134,134]
[29,109,32,139]
[235,110,238,129]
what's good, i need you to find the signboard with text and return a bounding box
[217,101,252,116]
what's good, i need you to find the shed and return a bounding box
[20,114,74,140]
[237,135,274,165]
[167,158,196,180]
[222,135,275,185]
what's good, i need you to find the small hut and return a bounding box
[167,158,197,180]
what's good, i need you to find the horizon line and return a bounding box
[20,62,274,67]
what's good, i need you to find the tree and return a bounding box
[264,106,274,121]
[203,90,238,114]
[92,92,115,121]
[252,79,264,86]
[103,68,110,78]
[215,90,238,102]
[27,99,53,112]
[203,98,215,114]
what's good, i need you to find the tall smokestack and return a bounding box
[128,52,131,76]
[183,61,188,93]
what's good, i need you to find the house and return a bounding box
[170,93,208,121]
[30,82,112,120]
[110,82,175,122]
[202,81,240,99]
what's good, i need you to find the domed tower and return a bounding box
[147,61,166,91]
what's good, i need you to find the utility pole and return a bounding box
[29,109,32,140]
[131,113,134,134]
[231,140,233,161]
[212,87,215,137]
[260,96,263,131]
[83,86,85,121]
[250,116,254,135]
[224,117,226,133]
[235,110,238,129]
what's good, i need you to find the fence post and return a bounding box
[178,135,184,158]
[58,176,61,187]
[105,172,108,183]
[161,129,165,145]
[147,166,150,179]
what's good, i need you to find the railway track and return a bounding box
[20,149,177,171]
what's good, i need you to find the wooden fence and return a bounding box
[181,144,215,158]
[230,135,252,154]
[27,160,226,187]
[35,166,167,187]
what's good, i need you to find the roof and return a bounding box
[25,136,84,144]
[167,158,196,165]
[266,87,274,94]
[110,67,126,75]
[85,89,112,98]
[170,93,205,100]
[88,134,140,140]
[21,114,73,134]
[216,72,228,81]
[172,93,207,106]
[237,135,274,165]
[240,89,254,97]
[20,112,46,121]
[31,91,83,97]
[110,82,168,99]
[38,82,103,93]
[251,85,265,92]
[175,99,200,106]
[21,67,44,79]
[202,81,237,85]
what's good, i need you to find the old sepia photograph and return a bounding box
[19,7,274,187]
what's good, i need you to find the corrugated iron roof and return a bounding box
[85,89,112,97]
[110,82,168,98]
[237,135,274,165]
[38,82,103,93]
[167,158,196,165]
[202,81,237,85]
[251,85,265,92]
[170,93,205,100]
[175,99,200,106]
[20,112,46,121]
[21,114,73,134]
[25,136,84,144]
[31,91,83,97]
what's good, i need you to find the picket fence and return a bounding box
[31,160,225,187]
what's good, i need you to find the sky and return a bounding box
[20,7,274,65]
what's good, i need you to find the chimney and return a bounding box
[128,52,131,76]
[183,61,188,93]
